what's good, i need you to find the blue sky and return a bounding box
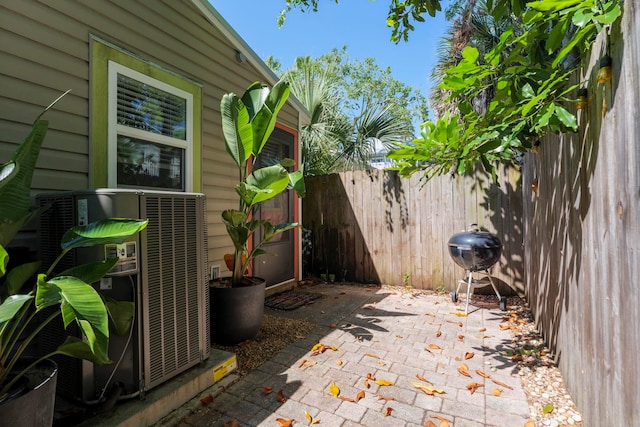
[208,0,449,102]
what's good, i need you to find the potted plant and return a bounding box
[0,94,148,425]
[210,79,305,345]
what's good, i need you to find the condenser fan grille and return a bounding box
[142,194,207,389]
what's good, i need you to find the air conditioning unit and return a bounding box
[36,189,210,402]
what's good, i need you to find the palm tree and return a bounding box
[430,0,521,118]
[284,57,343,175]
[284,55,416,175]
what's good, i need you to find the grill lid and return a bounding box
[447,225,502,271]
[447,230,502,250]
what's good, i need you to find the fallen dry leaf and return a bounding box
[275,418,293,427]
[457,369,471,377]
[475,369,491,378]
[492,388,502,396]
[431,415,452,426]
[396,335,403,339]
[364,379,370,389]
[364,353,381,359]
[435,330,442,337]
[492,379,514,390]
[298,359,308,368]
[305,411,313,423]
[300,360,316,368]
[466,382,483,394]
[412,382,445,396]
[425,421,437,427]
[367,373,376,380]
[464,352,474,360]
[329,382,340,397]
[428,343,442,350]
[377,395,395,400]
[416,373,430,383]
[223,421,241,427]
[336,359,343,366]
[479,327,486,332]
[426,313,436,317]
[329,323,337,328]
[276,389,287,403]
[375,379,394,386]
[200,394,213,405]
[356,390,365,402]
[457,363,471,377]
[338,395,356,402]
[523,420,536,427]
[458,321,464,327]
[458,334,465,341]
[263,387,273,395]
[384,407,393,416]
[450,311,468,317]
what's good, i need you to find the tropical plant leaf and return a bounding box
[0,294,33,324]
[54,336,110,364]
[0,244,7,278]
[35,275,110,363]
[5,260,41,296]
[248,79,290,156]
[58,258,119,285]
[245,164,290,206]
[104,296,135,337]
[60,219,148,251]
[220,93,252,168]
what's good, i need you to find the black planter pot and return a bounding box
[0,359,58,426]
[209,277,266,345]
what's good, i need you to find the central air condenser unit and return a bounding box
[37,189,210,402]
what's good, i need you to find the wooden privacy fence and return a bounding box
[303,167,524,293]
[519,11,640,425]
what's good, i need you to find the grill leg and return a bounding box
[465,271,473,314]
[485,270,507,311]
[486,270,502,300]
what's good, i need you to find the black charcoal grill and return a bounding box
[448,224,507,313]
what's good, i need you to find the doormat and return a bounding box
[264,291,323,311]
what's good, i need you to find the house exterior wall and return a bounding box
[0,0,307,278]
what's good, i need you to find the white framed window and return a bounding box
[107,61,193,191]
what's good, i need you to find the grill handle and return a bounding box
[466,223,480,232]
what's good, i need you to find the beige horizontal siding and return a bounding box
[0,0,305,272]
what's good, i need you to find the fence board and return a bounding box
[520,9,640,425]
[303,167,524,293]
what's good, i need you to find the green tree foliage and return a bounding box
[276,0,623,182]
[388,0,623,182]
[279,47,427,175]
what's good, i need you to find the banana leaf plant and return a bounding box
[220,79,305,286]
[0,93,148,400]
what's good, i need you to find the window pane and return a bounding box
[117,135,184,190]
[117,74,187,140]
